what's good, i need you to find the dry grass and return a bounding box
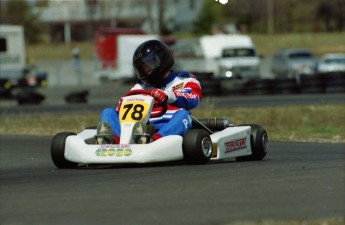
[1,105,344,143]
[193,104,345,143]
[0,113,99,136]
[251,32,345,57]
[26,42,94,61]
[223,217,344,225]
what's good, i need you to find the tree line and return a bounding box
[194,0,345,34]
[1,0,344,44]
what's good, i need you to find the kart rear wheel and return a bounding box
[183,129,212,164]
[51,132,78,168]
[236,124,268,161]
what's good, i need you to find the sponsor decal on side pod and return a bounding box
[225,137,247,153]
[95,147,132,157]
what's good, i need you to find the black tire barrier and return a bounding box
[245,78,274,95]
[16,89,45,105]
[200,79,222,96]
[271,78,299,95]
[192,72,223,96]
[299,74,325,94]
[216,71,345,96]
[220,77,247,95]
[0,88,13,99]
[324,72,345,93]
[65,90,89,104]
[191,72,214,81]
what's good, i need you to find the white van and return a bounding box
[0,25,26,80]
[0,25,47,97]
[172,34,261,79]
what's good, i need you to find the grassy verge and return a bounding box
[26,41,95,61]
[1,105,344,143]
[194,104,345,143]
[251,32,345,57]
[224,218,344,225]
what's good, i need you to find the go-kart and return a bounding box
[51,89,268,168]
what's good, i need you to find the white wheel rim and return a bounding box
[262,132,268,153]
[201,137,212,157]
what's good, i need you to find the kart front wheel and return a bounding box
[51,132,78,169]
[183,129,213,164]
[236,124,268,161]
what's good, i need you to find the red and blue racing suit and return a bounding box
[100,71,202,140]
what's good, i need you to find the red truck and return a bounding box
[93,27,159,82]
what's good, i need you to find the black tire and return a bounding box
[192,72,214,81]
[272,78,299,94]
[325,72,345,93]
[245,78,273,95]
[220,78,248,95]
[51,132,78,168]
[16,90,45,105]
[299,74,325,94]
[200,79,222,96]
[236,124,268,161]
[64,90,89,104]
[183,129,213,164]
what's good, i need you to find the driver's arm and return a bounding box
[167,80,202,110]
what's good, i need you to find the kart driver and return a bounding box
[96,40,202,144]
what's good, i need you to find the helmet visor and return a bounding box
[134,53,161,79]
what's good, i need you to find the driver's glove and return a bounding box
[115,97,123,111]
[151,88,168,103]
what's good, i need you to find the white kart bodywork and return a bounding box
[66,130,184,164]
[63,126,253,164]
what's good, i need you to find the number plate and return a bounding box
[119,101,150,123]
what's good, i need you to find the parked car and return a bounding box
[172,34,261,79]
[271,48,317,79]
[317,53,345,73]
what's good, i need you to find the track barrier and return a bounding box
[193,72,345,96]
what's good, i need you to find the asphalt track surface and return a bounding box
[0,135,344,225]
[1,88,344,224]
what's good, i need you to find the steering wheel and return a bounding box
[125,89,168,118]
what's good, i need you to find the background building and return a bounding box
[36,0,203,43]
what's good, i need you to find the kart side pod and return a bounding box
[210,126,252,160]
[210,124,268,161]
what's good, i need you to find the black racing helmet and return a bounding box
[133,40,174,86]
